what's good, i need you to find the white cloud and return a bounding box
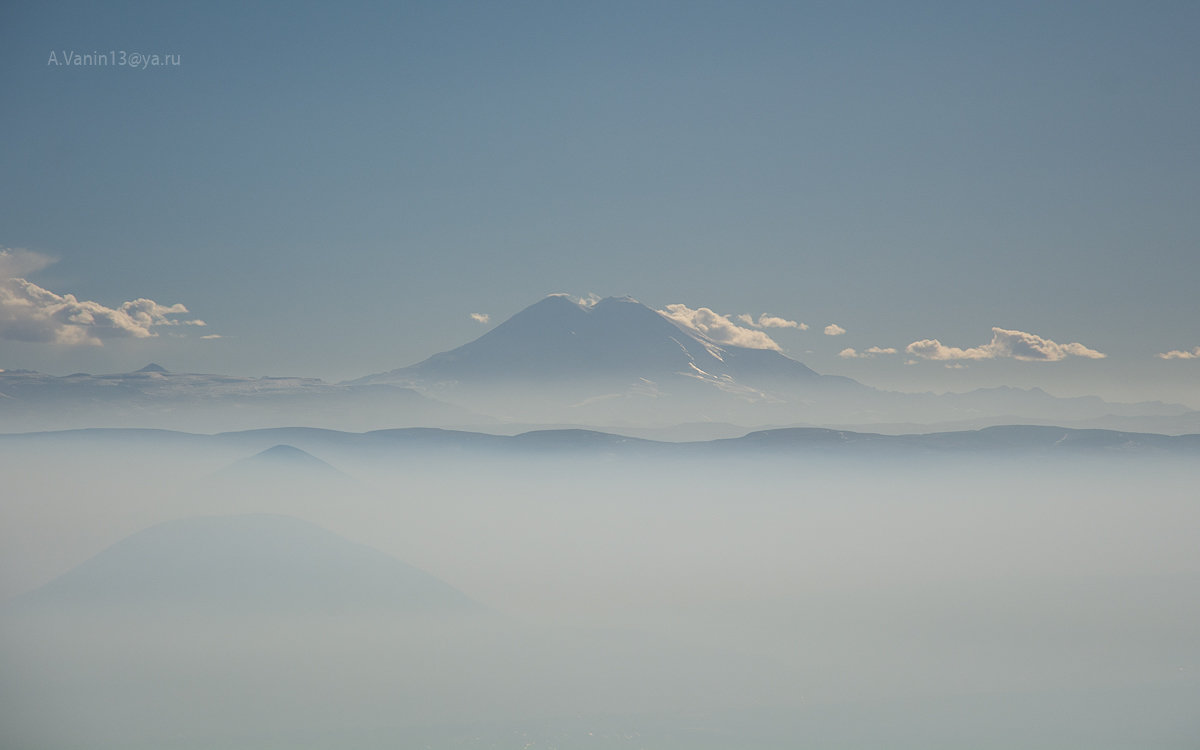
[658,304,782,351]
[1157,346,1200,360]
[201,334,223,340]
[944,363,968,369]
[0,248,54,278]
[736,313,807,330]
[824,324,846,336]
[906,327,1105,362]
[0,247,205,346]
[469,312,490,324]
[838,346,897,359]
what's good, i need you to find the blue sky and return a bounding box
[1,1,1198,405]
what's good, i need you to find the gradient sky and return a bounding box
[1,1,1197,406]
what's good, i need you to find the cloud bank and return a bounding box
[1157,346,1200,360]
[736,313,807,330]
[659,304,781,351]
[469,312,490,324]
[839,346,897,359]
[0,248,205,346]
[906,328,1105,362]
[824,324,846,336]
[0,248,54,278]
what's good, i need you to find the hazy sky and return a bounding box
[2,1,1198,405]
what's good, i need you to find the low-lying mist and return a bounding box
[2,431,1197,748]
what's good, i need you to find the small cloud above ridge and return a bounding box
[839,346,897,359]
[736,313,807,330]
[1157,346,1200,360]
[906,327,1105,362]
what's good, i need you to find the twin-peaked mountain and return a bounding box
[353,295,862,423]
[355,292,864,412]
[364,295,842,386]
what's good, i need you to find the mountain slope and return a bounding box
[217,443,350,481]
[9,514,480,614]
[360,295,835,386]
[0,366,484,433]
[354,295,862,423]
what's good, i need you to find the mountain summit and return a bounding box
[367,295,832,384]
[354,295,862,423]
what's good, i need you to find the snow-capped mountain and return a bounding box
[362,295,843,386]
[353,295,1190,428]
[353,295,864,423]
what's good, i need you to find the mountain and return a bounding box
[353,295,1188,427]
[188,443,360,505]
[233,424,1200,458]
[220,443,349,479]
[716,424,1200,456]
[354,295,863,424]
[8,514,480,615]
[0,366,484,433]
[364,295,842,387]
[6,424,1197,464]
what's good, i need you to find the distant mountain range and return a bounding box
[0,364,482,433]
[4,424,1197,463]
[2,295,1194,432]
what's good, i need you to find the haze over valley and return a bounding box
[3,425,1198,748]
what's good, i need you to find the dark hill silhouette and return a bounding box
[224,443,348,478]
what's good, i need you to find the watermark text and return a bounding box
[47,50,181,69]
